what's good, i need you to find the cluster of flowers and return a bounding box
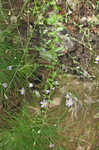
[40,93,73,108]
[2,81,33,96]
[2,65,74,108]
[40,81,59,108]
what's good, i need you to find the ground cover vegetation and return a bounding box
[0,0,99,149]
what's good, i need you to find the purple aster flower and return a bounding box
[40,99,48,108]
[45,89,50,94]
[2,83,8,88]
[20,88,25,95]
[8,66,12,70]
[65,98,73,107]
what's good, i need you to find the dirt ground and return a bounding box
[0,0,99,149]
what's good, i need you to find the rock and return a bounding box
[80,17,87,23]
[10,16,17,24]
[56,31,76,52]
[27,106,40,114]
[42,26,76,59]
[49,97,62,108]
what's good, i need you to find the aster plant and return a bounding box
[40,99,48,108]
